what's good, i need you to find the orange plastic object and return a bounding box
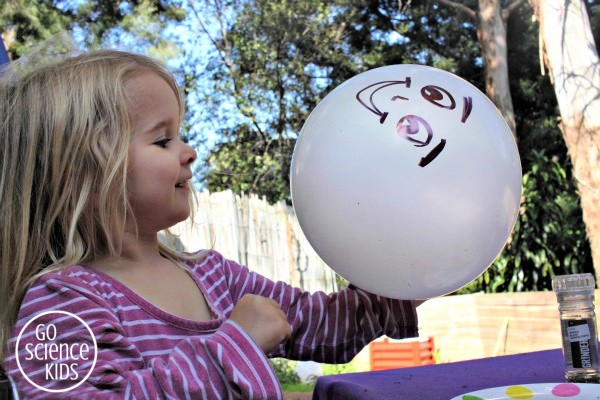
[369,337,435,371]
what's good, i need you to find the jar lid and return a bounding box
[552,273,596,292]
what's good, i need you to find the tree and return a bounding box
[436,0,526,137]
[529,0,600,280]
[0,0,70,56]
[188,0,363,203]
[0,0,184,59]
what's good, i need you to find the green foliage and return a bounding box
[193,0,359,203]
[320,362,356,376]
[0,0,183,58]
[0,0,71,57]
[269,358,355,392]
[269,358,301,385]
[204,127,294,204]
[280,382,315,392]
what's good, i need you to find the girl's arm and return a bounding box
[222,255,419,363]
[5,273,283,399]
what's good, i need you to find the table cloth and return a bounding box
[313,348,568,399]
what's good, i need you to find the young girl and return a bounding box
[0,48,419,399]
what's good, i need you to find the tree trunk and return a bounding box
[477,0,517,137]
[530,0,600,280]
[439,0,522,137]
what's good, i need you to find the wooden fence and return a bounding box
[167,190,338,293]
[415,290,584,363]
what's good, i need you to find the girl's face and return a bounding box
[125,71,197,234]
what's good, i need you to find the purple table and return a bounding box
[313,349,567,399]
[0,40,8,66]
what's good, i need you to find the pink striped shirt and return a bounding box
[5,250,418,399]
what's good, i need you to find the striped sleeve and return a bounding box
[220,255,419,363]
[4,273,283,399]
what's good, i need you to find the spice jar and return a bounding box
[552,273,600,383]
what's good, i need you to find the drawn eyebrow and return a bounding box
[461,97,473,123]
[355,78,412,124]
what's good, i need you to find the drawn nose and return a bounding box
[396,115,433,148]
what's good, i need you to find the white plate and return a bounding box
[451,383,600,399]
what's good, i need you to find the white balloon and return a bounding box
[291,64,522,299]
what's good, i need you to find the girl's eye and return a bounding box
[154,138,172,148]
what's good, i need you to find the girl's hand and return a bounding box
[229,294,292,354]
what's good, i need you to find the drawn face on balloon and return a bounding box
[355,77,473,167]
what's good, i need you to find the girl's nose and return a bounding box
[181,142,197,165]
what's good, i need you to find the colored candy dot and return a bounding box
[505,385,534,399]
[461,396,484,400]
[552,383,581,397]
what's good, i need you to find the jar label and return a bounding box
[568,320,592,342]
[567,320,596,369]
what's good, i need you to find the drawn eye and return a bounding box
[421,85,456,110]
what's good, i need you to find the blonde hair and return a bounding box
[0,46,194,362]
